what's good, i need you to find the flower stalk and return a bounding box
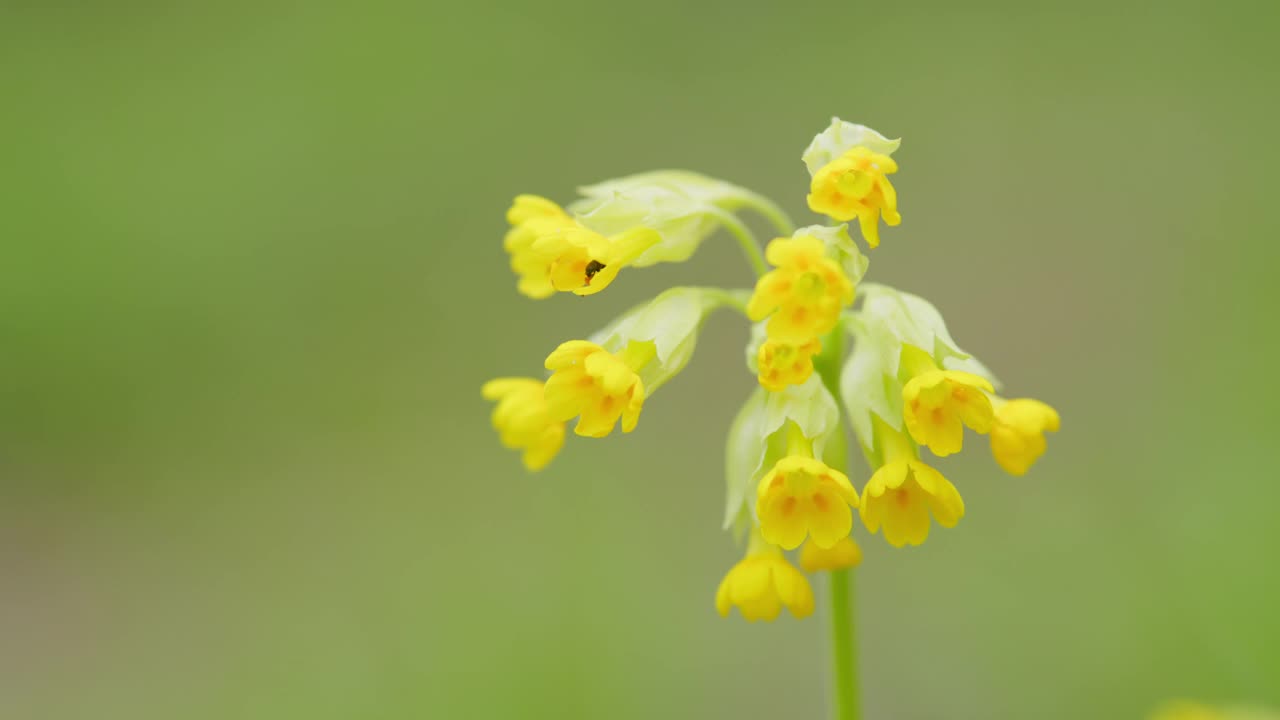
[814,326,859,720]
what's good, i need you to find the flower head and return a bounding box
[860,458,964,547]
[746,236,855,343]
[990,398,1060,475]
[807,147,900,248]
[757,337,822,391]
[543,340,651,438]
[900,346,994,457]
[756,454,860,551]
[799,536,862,572]
[481,378,566,471]
[503,195,660,298]
[715,539,814,622]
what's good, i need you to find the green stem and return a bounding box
[702,287,753,315]
[711,208,769,278]
[813,327,859,720]
[741,192,796,236]
[828,569,858,720]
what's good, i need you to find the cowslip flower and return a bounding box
[900,344,995,457]
[536,226,661,297]
[503,195,577,299]
[715,531,814,622]
[808,147,901,249]
[990,398,1061,475]
[542,340,651,438]
[746,235,855,343]
[723,375,842,538]
[802,119,903,250]
[855,417,965,547]
[480,378,565,471]
[756,336,822,391]
[486,117,1063,718]
[861,458,964,547]
[799,536,862,572]
[503,194,662,299]
[755,426,860,550]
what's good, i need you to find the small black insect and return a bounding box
[584,260,607,285]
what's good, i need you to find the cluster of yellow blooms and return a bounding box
[483,117,1060,622]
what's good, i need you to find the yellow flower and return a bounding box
[542,340,652,438]
[807,146,900,248]
[900,345,994,457]
[503,195,660,299]
[503,195,577,299]
[715,536,814,622]
[1150,703,1226,720]
[757,337,822,391]
[538,226,660,296]
[480,377,566,471]
[799,536,862,572]
[990,398,1061,476]
[756,427,860,550]
[860,458,964,547]
[1150,702,1280,720]
[746,236,855,343]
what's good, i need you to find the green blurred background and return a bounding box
[3,1,1278,718]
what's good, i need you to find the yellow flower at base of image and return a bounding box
[900,345,994,457]
[989,398,1060,475]
[480,378,566,471]
[861,458,964,548]
[503,194,660,299]
[757,337,822,391]
[1151,703,1227,720]
[715,534,815,622]
[807,146,900,248]
[799,536,862,572]
[756,428,860,550]
[746,236,855,343]
[1151,701,1280,720]
[543,340,652,438]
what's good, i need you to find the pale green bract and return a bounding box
[571,170,770,268]
[802,117,901,176]
[722,374,840,532]
[743,321,768,374]
[578,170,759,208]
[839,330,902,452]
[590,287,747,394]
[856,283,988,377]
[840,284,1000,445]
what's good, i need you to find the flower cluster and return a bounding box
[483,117,1060,621]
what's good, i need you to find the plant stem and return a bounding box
[828,569,859,720]
[710,208,769,278]
[814,327,859,720]
[741,192,796,236]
